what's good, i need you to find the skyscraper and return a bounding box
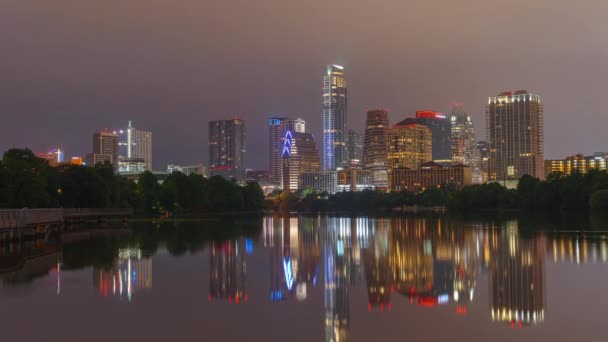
[281,131,321,192]
[487,90,544,183]
[345,129,363,168]
[363,110,389,189]
[126,121,153,171]
[208,119,246,182]
[86,131,118,168]
[406,111,452,161]
[387,119,432,170]
[322,64,347,170]
[450,104,482,183]
[269,117,305,187]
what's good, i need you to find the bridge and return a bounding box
[0,208,132,231]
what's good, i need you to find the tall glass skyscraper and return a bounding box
[450,104,481,183]
[345,129,363,168]
[322,64,347,170]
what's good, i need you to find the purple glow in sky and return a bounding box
[2,0,608,169]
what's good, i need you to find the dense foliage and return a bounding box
[0,148,265,215]
[270,170,608,214]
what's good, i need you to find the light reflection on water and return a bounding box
[0,215,607,342]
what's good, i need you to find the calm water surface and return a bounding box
[1,215,607,342]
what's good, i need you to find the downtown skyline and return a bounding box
[3,0,608,170]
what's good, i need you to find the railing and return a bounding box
[0,208,132,230]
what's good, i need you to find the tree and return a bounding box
[2,149,54,208]
[590,189,608,212]
[137,171,162,215]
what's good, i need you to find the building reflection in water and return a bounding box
[93,248,152,301]
[213,216,608,338]
[209,239,247,304]
[389,217,485,312]
[364,219,390,311]
[263,216,320,302]
[489,224,545,327]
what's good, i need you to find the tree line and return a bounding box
[0,148,265,215]
[269,170,608,214]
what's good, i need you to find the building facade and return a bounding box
[337,168,374,192]
[269,117,306,186]
[544,153,608,177]
[450,104,482,183]
[387,120,432,170]
[87,131,119,168]
[167,163,208,177]
[390,162,472,192]
[301,171,338,194]
[406,111,452,161]
[345,129,363,168]
[487,90,544,182]
[118,157,146,174]
[208,119,246,182]
[126,121,153,171]
[477,141,490,183]
[322,64,347,170]
[363,109,390,189]
[281,131,321,192]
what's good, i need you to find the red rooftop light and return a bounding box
[416,110,445,119]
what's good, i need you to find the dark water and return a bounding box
[1,215,607,342]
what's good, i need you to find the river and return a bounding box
[0,215,606,341]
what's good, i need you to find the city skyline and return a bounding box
[4,1,608,170]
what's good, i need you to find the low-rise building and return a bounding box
[337,168,374,192]
[545,153,608,177]
[300,171,337,194]
[167,163,208,177]
[390,161,472,192]
[118,157,146,174]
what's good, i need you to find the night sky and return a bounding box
[2,0,608,170]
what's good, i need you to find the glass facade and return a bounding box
[323,65,347,171]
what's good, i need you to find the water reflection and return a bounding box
[209,240,247,303]
[1,216,608,341]
[93,248,153,301]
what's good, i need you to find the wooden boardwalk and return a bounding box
[0,208,132,231]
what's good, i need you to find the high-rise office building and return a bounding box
[387,120,432,171]
[126,121,153,171]
[345,129,363,168]
[281,131,321,192]
[487,90,544,183]
[208,119,246,182]
[363,110,390,189]
[322,64,347,170]
[450,104,482,183]
[406,111,452,161]
[269,117,305,187]
[86,131,119,168]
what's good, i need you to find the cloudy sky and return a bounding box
[2,0,608,169]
